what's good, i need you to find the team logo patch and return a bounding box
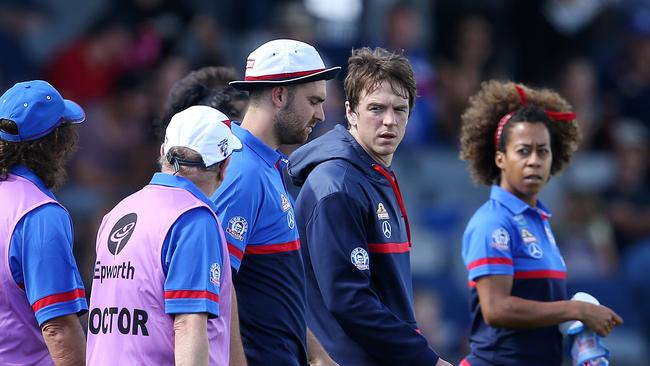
[491,228,510,251]
[521,228,538,243]
[350,247,370,270]
[382,221,392,239]
[246,58,255,69]
[287,211,295,229]
[281,194,291,212]
[528,243,543,259]
[107,213,137,256]
[218,138,229,157]
[227,216,248,241]
[376,203,390,220]
[545,226,557,246]
[210,263,221,286]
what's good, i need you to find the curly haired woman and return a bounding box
[458,80,622,366]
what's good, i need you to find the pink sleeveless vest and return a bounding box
[86,184,232,365]
[0,174,58,365]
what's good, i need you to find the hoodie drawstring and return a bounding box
[372,165,412,247]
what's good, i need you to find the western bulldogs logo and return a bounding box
[227,216,248,241]
[108,213,137,256]
[491,228,510,250]
[350,247,370,271]
[210,263,221,286]
[218,138,229,157]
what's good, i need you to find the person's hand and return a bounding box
[576,302,623,337]
[435,358,452,366]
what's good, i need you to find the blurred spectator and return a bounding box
[383,2,439,147]
[603,119,650,253]
[0,1,44,90]
[558,58,602,150]
[436,13,506,145]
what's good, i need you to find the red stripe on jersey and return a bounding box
[164,290,219,303]
[514,270,566,280]
[227,242,244,261]
[244,69,326,81]
[245,239,300,254]
[467,257,513,270]
[460,358,472,366]
[367,242,410,254]
[32,288,86,312]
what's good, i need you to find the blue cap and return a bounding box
[0,80,85,142]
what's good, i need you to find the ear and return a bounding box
[270,86,287,108]
[495,150,506,170]
[345,101,357,127]
[159,144,165,157]
[218,156,231,182]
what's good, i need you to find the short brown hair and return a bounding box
[0,119,79,190]
[459,80,581,185]
[344,47,416,115]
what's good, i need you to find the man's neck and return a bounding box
[240,107,279,150]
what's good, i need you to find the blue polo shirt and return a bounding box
[8,165,88,326]
[150,173,224,317]
[211,124,306,366]
[461,185,568,366]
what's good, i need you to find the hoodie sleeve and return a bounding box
[306,192,439,365]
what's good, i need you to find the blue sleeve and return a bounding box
[306,192,439,365]
[162,208,223,318]
[211,172,259,272]
[461,211,515,282]
[9,203,88,326]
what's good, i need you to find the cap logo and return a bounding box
[246,58,255,69]
[218,138,229,157]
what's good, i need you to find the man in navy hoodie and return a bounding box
[289,47,451,366]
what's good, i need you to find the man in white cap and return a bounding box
[87,106,242,365]
[212,39,340,365]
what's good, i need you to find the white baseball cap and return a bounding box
[163,105,242,167]
[229,39,341,90]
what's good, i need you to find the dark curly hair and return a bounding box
[0,119,79,190]
[157,66,249,140]
[459,80,581,185]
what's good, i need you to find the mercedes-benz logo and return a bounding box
[528,243,543,259]
[382,221,392,239]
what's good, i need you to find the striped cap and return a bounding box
[229,39,340,90]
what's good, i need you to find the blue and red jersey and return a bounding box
[461,185,568,366]
[289,125,439,366]
[212,123,306,366]
[7,165,87,325]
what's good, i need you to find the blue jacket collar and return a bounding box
[490,185,552,217]
[150,172,218,212]
[233,124,285,168]
[10,165,56,200]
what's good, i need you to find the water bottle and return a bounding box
[582,356,609,366]
[571,329,610,366]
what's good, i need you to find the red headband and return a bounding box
[494,84,576,148]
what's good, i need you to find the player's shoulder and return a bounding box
[466,199,513,232]
[304,159,366,197]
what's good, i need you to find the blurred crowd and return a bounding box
[1,0,649,364]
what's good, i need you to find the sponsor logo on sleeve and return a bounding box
[521,228,538,243]
[287,211,295,229]
[281,194,292,212]
[491,227,510,250]
[545,226,557,246]
[226,216,248,241]
[382,221,392,239]
[210,263,221,286]
[351,247,370,270]
[528,242,543,259]
[377,203,390,220]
